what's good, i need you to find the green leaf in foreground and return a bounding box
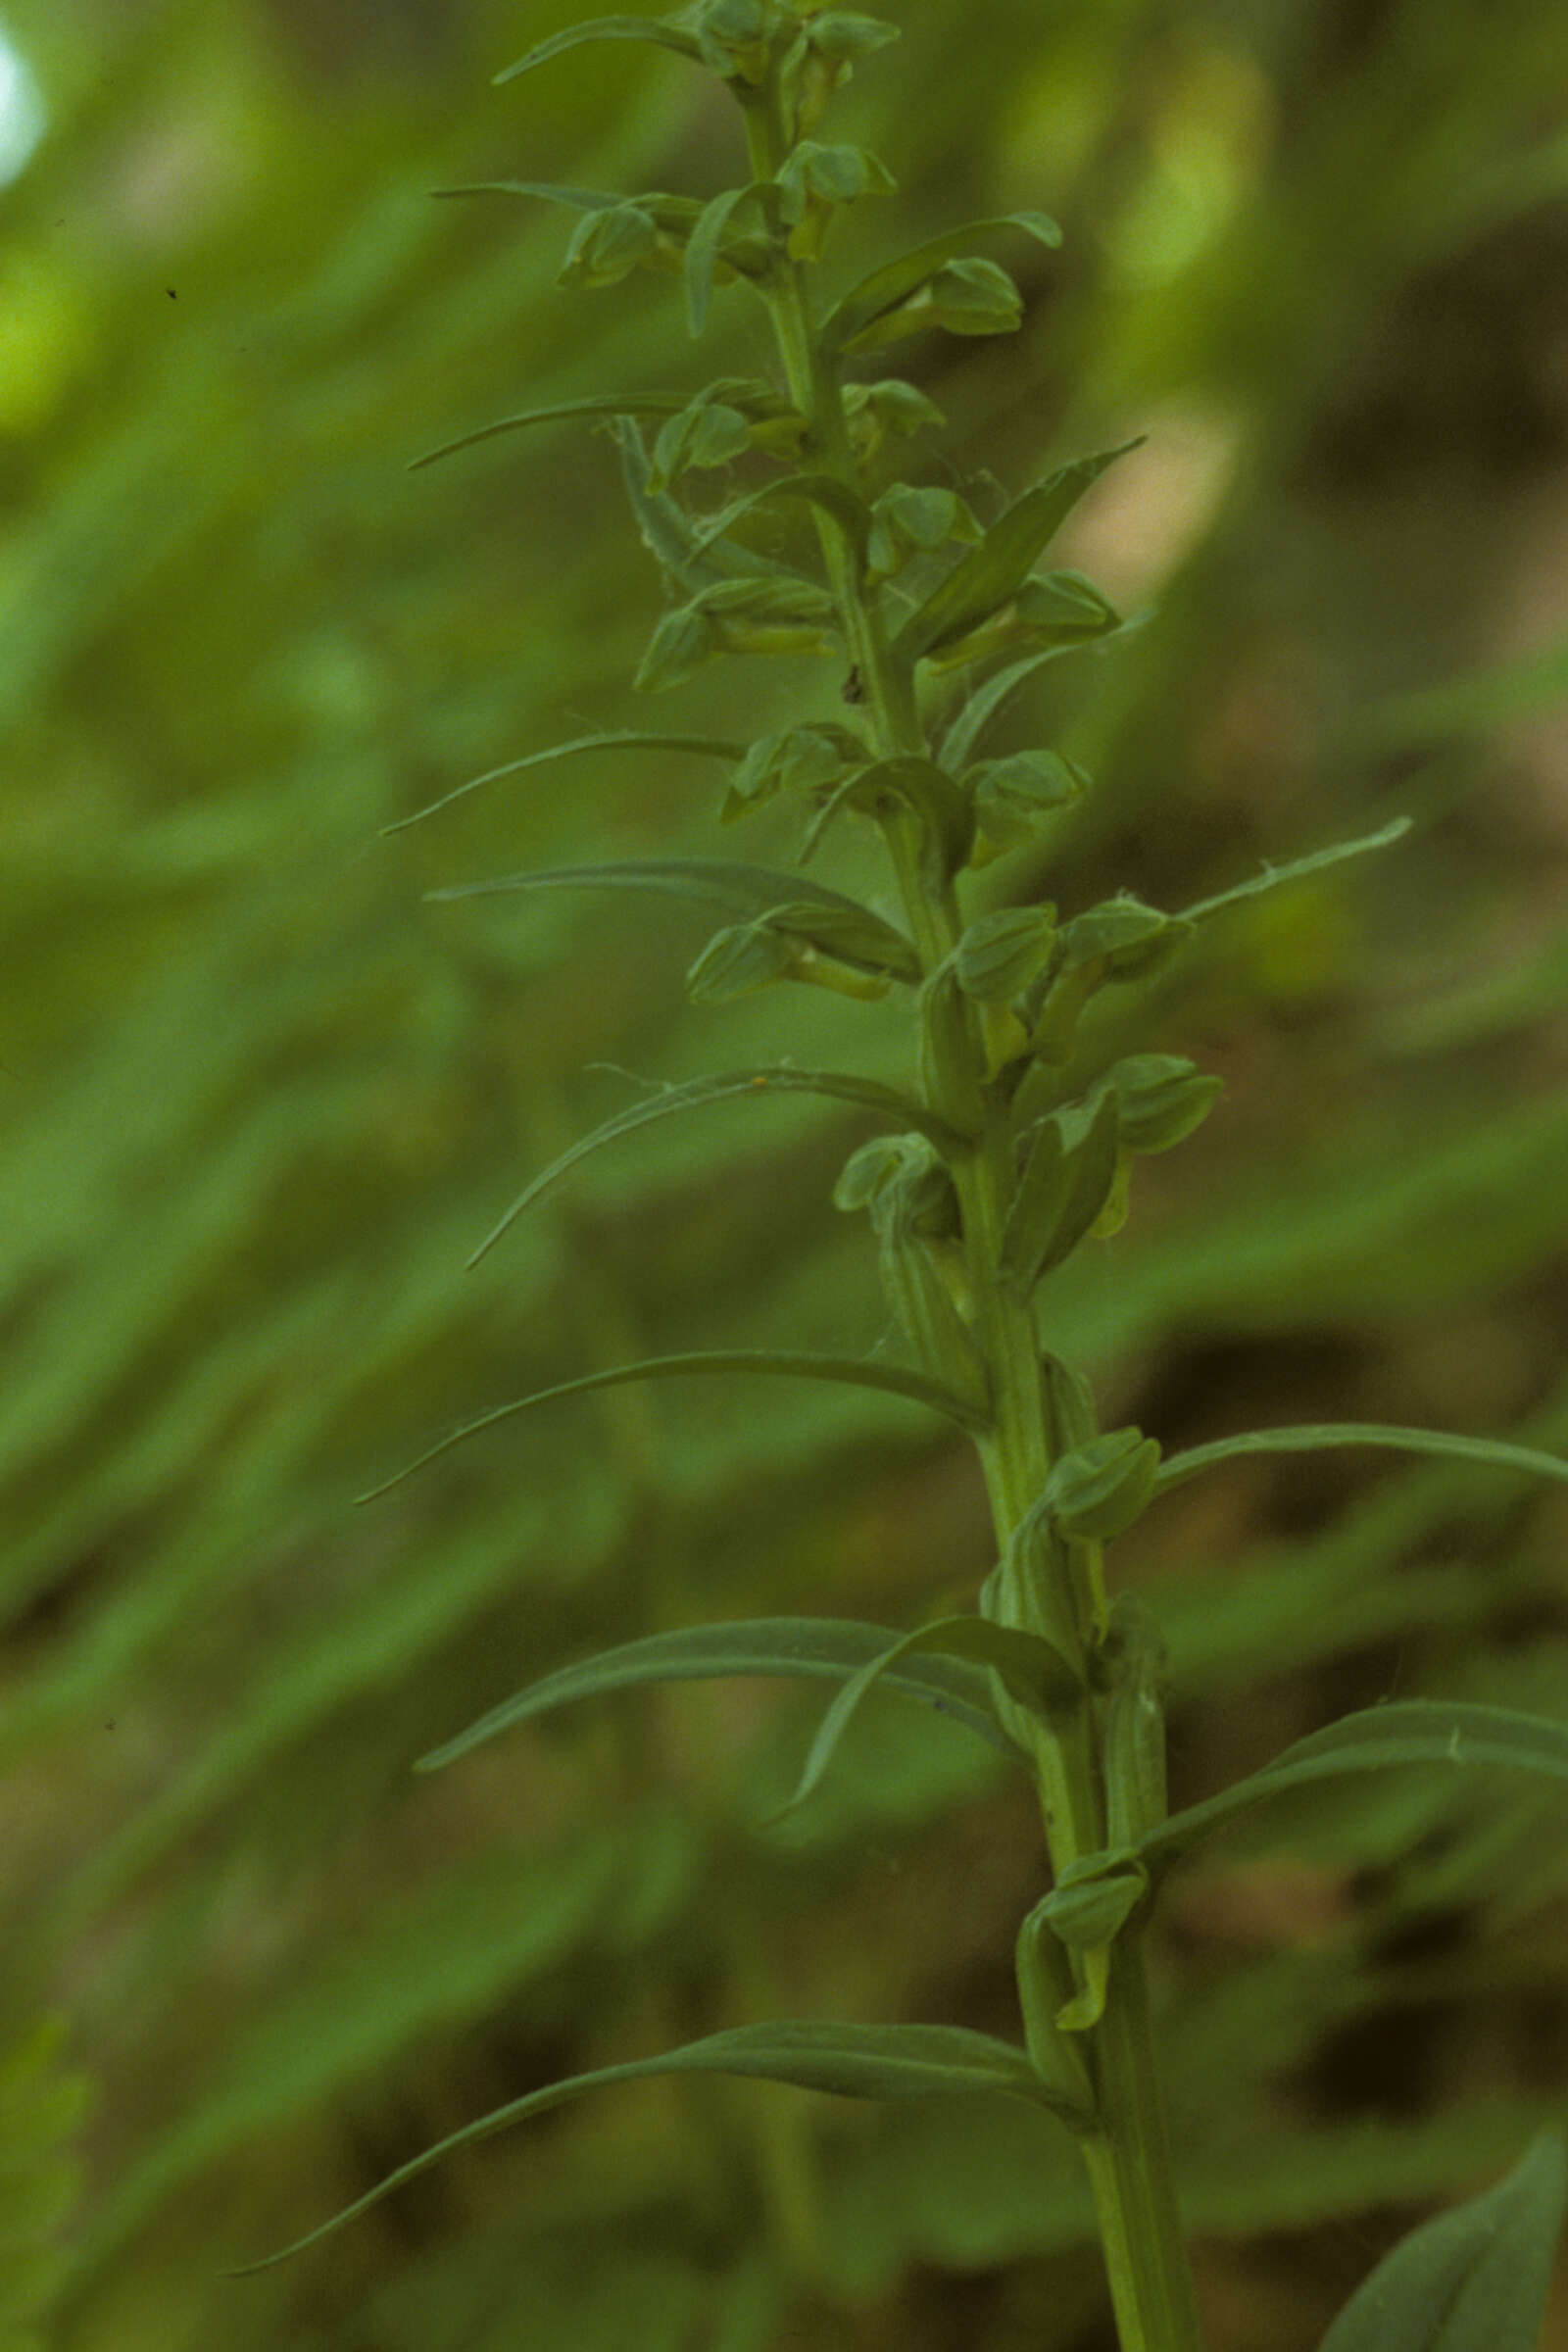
[1153,1422,1568,1497]
[359,1349,991,1506]
[461,1063,959,1266]
[1141,1701,1568,1868]
[227,2020,1074,2274]
[416,1615,1025,1772]
[1316,2131,1565,2352]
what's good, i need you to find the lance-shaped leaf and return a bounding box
[361,1350,991,1508]
[227,2019,1079,2274]
[939,647,1073,770]
[894,441,1142,667]
[427,857,918,976]
[409,393,688,472]
[1153,1422,1568,1497]
[417,1615,1026,1773]
[385,731,746,836]
[493,14,703,85]
[452,1060,952,1267]
[775,1614,1082,1819]
[820,212,1063,353]
[1139,1701,1568,1872]
[1316,2130,1565,2352]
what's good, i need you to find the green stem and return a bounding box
[743,65,1205,2352]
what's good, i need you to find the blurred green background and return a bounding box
[4,1,1568,2345]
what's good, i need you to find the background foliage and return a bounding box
[4,1,1568,2345]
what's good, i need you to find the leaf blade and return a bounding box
[360,1348,991,1509]
[493,16,703,85]
[1316,2131,1566,2352]
[456,1063,958,1266]
[384,733,746,835]
[821,213,1063,353]
[226,2019,1075,2275]
[1142,1701,1568,1868]
[1153,1422,1568,1497]
[416,1615,1024,1771]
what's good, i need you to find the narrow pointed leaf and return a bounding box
[938,648,1070,770]
[1153,1423,1568,1496]
[1316,2131,1565,2352]
[689,471,872,566]
[457,1062,955,1265]
[384,733,745,835]
[227,2020,1073,2274]
[684,183,774,336]
[409,395,687,472]
[895,441,1143,667]
[821,213,1062,353]
[777,1614,1081,1819]
[361,1349,990,1509]
[1142,1701,1568,1869]
[430,177,625,210]
[426,858,918,976]
[416,1615,1025,1771]
[1179,817,1414,923]
[613,413,802,588]
[493,17,703,85]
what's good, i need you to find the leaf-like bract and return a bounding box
[1315,2131,1565,2352]
[895,441,1142,667]
[455,1061,953,1265]
[493,15,703,85]
[821,213,1062,353]
[427,857,918,981]
[1179,816,1415,923]
[416,1615,1024,1771]
[776,1614,1081,1818]
[1153,1422,1568,1496]
[228,2020,1075,2273]
[360,1348,991,1506]
[1141,1701,1568,1868]
[384,732,745,835]
[409,394,689,472]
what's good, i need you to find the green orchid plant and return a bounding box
[238,5,1568,2343]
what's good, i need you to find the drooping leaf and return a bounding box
[228,2020,1075,2274]
[492,15,703,85]
[1179,815,1415,923]
[1153,1422,1568,1497]
[360,1348,991,1505]
[383,732,745,836]
[1315,2131,1566,2352]
[408,393,688,472]
[775,1614,1082,1818]
[820,213,1063,353]
[426,857,917,977]
[1141,1701,1568,1870]
[416,1615,1026,1772]
[894,441,1143,667]
[460,1059,944,1264]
